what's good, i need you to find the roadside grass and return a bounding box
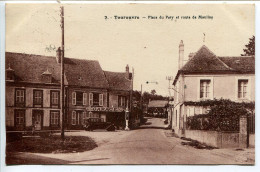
[6,135,98,154]
[180,137,217,150]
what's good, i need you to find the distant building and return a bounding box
[148,100,168,118]
[5,52,133,131]
[171,41,255,136]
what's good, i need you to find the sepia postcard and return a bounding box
[3,3,255,166]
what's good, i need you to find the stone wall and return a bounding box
[185,130,240,148]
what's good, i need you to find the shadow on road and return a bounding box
[6,152,110,165]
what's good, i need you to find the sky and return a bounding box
[6,4,255,96]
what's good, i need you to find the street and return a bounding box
[7,117,254,165]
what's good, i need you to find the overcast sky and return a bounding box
[6,4,254,96]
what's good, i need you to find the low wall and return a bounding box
[185,130,240,148]
[249,134,255,148]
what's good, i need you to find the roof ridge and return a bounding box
[215,56,234,70]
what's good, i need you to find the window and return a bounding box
[118,96,127,108]
[71,111,81,125]
[72,91,87,106]
[50,111,60,126]
[15,109,25,130]
[89,93,103,106]
[238,80,248,99]
[50,91,59,107]
[15,89,25,107]
[200,80,211,99]
[15,110,25,125]
[33,90,43,107]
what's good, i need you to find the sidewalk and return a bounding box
[163,130,255,165]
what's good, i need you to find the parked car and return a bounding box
[84,118,116,131]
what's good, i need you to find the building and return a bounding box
[5,52,133,131]
[148,100,168,118]
[171,41,255,136]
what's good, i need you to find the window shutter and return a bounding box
[72,92,76,105]
[89,93,93,106]
[99,94,103,106]
[83,93,87,105]
[82,112,86,124]
[72,111,76,125]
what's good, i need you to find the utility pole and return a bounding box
[140,84,142,110]
[166,76,173,123]
[60,6,65,139]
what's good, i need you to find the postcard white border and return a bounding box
[0,1,259,172]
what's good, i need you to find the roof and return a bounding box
[148,100,168,108]
[64,58,109,88]
[104,71,132,91]
[5,52,116,89]
[173,45,255,85]
[5,52,61,84]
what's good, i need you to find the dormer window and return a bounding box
[6,66,15,81]
[41,69,52,83]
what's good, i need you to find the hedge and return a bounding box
[186,99,254,131]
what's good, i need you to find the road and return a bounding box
[6,118,254,165]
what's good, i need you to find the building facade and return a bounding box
[5,52,133,131]
[171,41,255,136]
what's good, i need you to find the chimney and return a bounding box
[188,52,195,60]
[178,40,184,70]
[125,64,130,79]
[56,47,61,63]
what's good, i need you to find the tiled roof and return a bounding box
[64,58,109,88]
[181,45,233,73]
[218,56,255,73]
[104,71,132,91]
[5,52,109,88]
[5,52,61,84]
[173,45,255,85]
[148,100,168,108]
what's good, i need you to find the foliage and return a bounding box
[186,99,255,131]
[132,90,168,106]
[241,35,255,56]
[151,89,156,95]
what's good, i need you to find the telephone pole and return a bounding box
[60,6,65,139]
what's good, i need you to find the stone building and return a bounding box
[171,41,255,137]
[5,52,133,131]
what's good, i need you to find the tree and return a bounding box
[241,36,255,56]
[151,89,156,95]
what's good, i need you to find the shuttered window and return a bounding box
[72,92,76,105]
[99,94,103,106]
[89,93,93,106]
[83,93,87,105]
[72,111,76,125]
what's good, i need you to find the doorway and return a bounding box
[32,110,43,130]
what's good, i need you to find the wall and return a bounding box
[185,130,240,148]
[184,74,255,102]
[249,134,255,148]
[6,85,60,129]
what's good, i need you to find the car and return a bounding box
[83,118,116,131]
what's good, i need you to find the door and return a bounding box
[33,110,43,130]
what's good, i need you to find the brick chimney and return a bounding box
[125,64,130,79]
[56,47,61,63]
[178,40,184,70]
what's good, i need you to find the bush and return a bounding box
[186,99,254,132]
